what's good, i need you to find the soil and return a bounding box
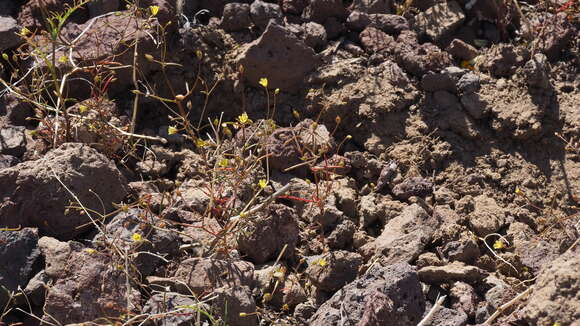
[0,0,579,326]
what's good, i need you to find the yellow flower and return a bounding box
[167,126,178,135]
[259,77,268,88]
[1,53,8,61]
[19,27,30,37]
[84,248,96,254]
[274,88,280,94]
[258,179,268,189]
[493,240,505,250]
[237,112,250,125]
[195,138,207,148]
[131,233,142,242]
[239,312,248,317]
[218,158,229,167]
[78,104,88,114]
[312,258,328,267]
[515,187,524,196]
[149,5,159,16]
[195,50,203,60]
[144,54,154,62]
[58,56,67,63]
[292,109,300,119]
[262,293,272,303]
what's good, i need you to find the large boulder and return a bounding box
[0,143,129,240]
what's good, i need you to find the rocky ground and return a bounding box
[0,0,579,325]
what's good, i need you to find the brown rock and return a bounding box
[360,204,439,263]
[309,263,425,326]
[212,286,258,326]
[479,44,529,78]
[394,30,453,77]
[348,11,409,35]
[306,251,363,292]
[468,195,505,236]
[360,26,394,53]
[18,0,89,30]
[413,1,465,42]
[220,3,252,32]
[38,237,140,324]
[280,0,308,15]
[418,261,487,284]
[0,143,128,240]
[538,12,576,61]
[449,281,480,319]
[302,0,348,24]
[446,39,478,61]
[0,125,26,157]
[250,0,283,30]
[0,228,41,292]
[173,257,255,296]
[523,250,580,325]
[350,0,394,14]
[237,22,318,92]
[392,176,433,200]
[0,16,23,51]
[237,203,300,264]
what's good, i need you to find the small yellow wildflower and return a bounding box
[318,258,328,267]
[237,112,250,125]
[259,77,268,88]
[131,233,142,242]
[258,179,268,189]
[78,105,88,114]
[195,50,203,60]
[493,240,505,250]
[292,109,300,119]
[218,158,229,167]
[20,27,30,37]
[167,126,178,135]
[1,53,8,61]
[58,56,67,63]
[195,138,207,148]
[262,293,272,303]
[149,5,159,16]
[84,248,96,254]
